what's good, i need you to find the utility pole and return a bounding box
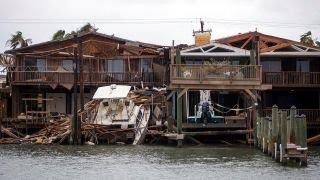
[78,38,84,112]
[71,34,79,145]
[0,104,2,139]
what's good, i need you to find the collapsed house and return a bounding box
[1,32,169,132]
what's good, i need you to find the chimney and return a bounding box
[193,20,212,46]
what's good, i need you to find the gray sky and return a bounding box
[0,0,320,52]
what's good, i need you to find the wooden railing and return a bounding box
[261,109,320,125]
[12,71,160,85]
[170,64,262,86]
[263,71,320,86]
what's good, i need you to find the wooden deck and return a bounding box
[263,71,320,87]
[12,71,163,86]
[170,64,266,90]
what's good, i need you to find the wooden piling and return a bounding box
[255,116,261,147]
[271,105,278,157]
[301,115,307,148]
[280,111,287,163]
[289,106,296,143]
[262,117,268,153]
[296,115,307,148]
[267,118,272,155]
[177,90,182,135]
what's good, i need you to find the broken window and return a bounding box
[140,58,152,72]
[62,59,73,71]
[25,58,47,71]
[106,59,124,73]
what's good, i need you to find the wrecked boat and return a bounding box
[92,84,151,145]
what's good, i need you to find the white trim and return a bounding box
[181,42,250,57]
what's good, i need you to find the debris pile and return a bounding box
[0,117,71,144]
[0,88,167,145]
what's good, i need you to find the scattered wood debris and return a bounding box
[0,88,166,145]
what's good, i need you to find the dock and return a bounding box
[255,105,308,166]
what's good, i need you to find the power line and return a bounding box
[0,18,319,29]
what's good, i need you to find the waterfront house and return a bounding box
[4,32,168,118]
[217,32,320,131]
[168,31,320,144]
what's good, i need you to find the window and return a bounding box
[62,59,73,71]
[231,60,239,65]
[296,60,309,72]
[105,60,124,72]
[24,58,46,71]
[261,61,281,72]
[140,58,152,72]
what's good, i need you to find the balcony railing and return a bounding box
[11,70,160,85]
[170,64,262,87]
[263,71,320,86]
[261,109,320,126]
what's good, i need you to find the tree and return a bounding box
[6,31,32,49]
[78,23,98,33]
[56,23,99,39]
[65,30,77,38]
[300,31,315,46]
[52,30,66,40]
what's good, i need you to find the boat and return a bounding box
[133,106,151,145]
[93,84,141,128]
[187,90,224,124]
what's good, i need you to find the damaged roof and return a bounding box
[5,31,163,54]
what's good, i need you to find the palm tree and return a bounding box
[52,23,99,40]
[6,31,32,49]
[78,23,98,33]
[65,30,78,38]
[300,31,314,46]
[52,30,66,40]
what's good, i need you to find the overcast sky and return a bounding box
[0,0,319,52]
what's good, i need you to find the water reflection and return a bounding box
[0,145,319,180]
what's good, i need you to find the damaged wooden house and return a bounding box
[168,29,320,145]
[217,32,320,135]
[4,32,169,127]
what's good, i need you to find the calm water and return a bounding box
[0,144,319,180]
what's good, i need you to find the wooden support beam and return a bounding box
[241,36,253,49]
[177,88,189,98]
[166,91,175,101]
[244,89,257,101]
[177,89,182,134]
[261,42,293,53]
[183,129,252,136]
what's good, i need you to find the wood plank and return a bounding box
[261,42,293,53]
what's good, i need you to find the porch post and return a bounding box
[177,89,182,134]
